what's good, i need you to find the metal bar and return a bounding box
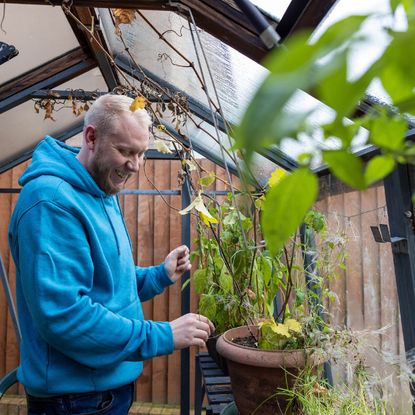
[299,224,333,385]
[0,252,22,345]
[67,7,120,91]
[234,0,280,48]
[383,164,415,413]
[0,368,18,398]
[29,89,164,102]
[145,149,180,160]
[120,189,181,196]
[194,354,203,415]
[181,174,191,415]
[0,60,96,114]
[277,0,337,41]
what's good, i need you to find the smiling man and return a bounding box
[8,94,214,415]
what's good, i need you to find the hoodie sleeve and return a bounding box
[135,264,174,302]
[15,201,174,368]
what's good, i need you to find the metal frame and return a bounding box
[383,164,415,413]
[0,53,96,114]
[180,174,191,415]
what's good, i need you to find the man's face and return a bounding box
[89,114,149,195]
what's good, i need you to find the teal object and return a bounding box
[0,368,18,399]
[220,401,238,415]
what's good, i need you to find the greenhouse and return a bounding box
[1,0,415,414]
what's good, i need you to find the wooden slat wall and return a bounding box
[0,162,410,408]
[317,177,410,410]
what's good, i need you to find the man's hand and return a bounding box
[164,245,191,283]
[170,313,215,349]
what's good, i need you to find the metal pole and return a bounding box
[383,164,415,414]
[180,174,191,415]
[233,0,281,49]
[300,224,333,385]
[0,252,21,345]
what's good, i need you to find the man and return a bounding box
[8,94,214,415]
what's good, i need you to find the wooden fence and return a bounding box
[0,159,410,411]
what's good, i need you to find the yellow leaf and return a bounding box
[154,139,172,154]
[268,168,287,188]
[271,323,291,338]
[130,96,146,112]
[199,211,218,226]
[199,172,216,187]
[285,318,302,333]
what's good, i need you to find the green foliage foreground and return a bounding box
[234,1,415,255]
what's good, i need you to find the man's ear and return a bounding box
[84,125,96,150]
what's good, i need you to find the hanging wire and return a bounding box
[168,1,253,248]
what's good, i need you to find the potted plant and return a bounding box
[182,190,272,372]
[181,171,346,413]
[213,207,341,415]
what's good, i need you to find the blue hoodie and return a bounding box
[8,136,174,396]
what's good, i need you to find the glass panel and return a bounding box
[0,5,79,84]
[0,69,108,168]
[250,0,291,20]
[98,8,268,127]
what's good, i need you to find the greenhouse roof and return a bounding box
[0,0,402,179]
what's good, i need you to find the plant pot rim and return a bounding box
[216,325,324,368]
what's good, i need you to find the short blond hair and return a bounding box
[84,94,152,135]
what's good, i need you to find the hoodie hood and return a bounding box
[19,136,105,197]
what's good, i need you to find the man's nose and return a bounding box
[126,155,140,172]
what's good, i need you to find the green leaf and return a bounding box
[313,15,368,50]
[199,172,216,187]
[193,268,208,294]
[199,294,217,321]
[235,75,309,156]
[370,115,407,151]
[322,120,361,148]
[323,150,366,190]
[233,250,247,276]
[364,155,396,186]
[380,28,415,106]
[261,169,318,256]
[189,251,199,264]
[219,269,233,293]
[295,288,305,308]
[258,256,272,286]
[317,52,379,119]
[181,278,191,291]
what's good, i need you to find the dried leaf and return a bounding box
[113,8,136,25]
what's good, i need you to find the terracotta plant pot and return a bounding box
[216,325,318,415]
